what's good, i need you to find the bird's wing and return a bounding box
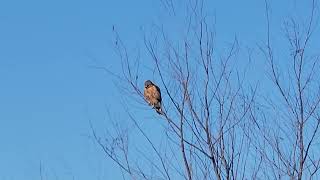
[154,85,162,101]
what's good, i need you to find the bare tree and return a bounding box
[90,0,320,179]
[253,0,320,179]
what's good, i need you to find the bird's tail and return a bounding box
[154,103,163,115]
[156,107,163,115]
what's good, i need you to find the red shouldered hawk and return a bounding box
[144,80,162,114]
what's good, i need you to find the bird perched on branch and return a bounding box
[144,80,162,114]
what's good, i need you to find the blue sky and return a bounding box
[0,0,319,179]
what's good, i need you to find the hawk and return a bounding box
[144,80,162,114]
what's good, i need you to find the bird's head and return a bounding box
[144,80,153,88]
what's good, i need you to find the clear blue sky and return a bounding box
[0,0,319,179]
